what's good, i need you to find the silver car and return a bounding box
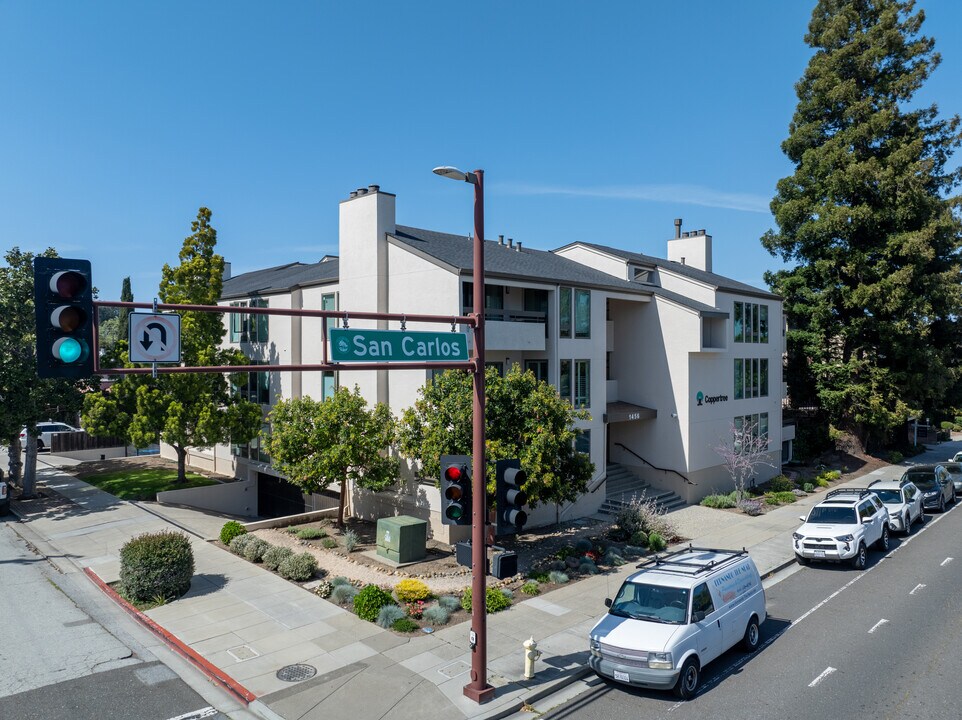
[944,462,962,493]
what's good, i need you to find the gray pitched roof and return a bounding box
[646,284,729,317]
[221,258,339,299]
[391,225,648,294]
[564,241,780,300]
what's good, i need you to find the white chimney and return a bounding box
[667,221,712,272]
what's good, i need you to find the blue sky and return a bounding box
[2,1,961,302]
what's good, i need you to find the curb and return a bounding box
[478,666,595,720]
[82,566,257,706]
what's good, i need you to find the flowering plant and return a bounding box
[405,600,425,619]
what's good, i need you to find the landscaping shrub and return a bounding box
[321,538,338,549]
[119,531,194,603]
[764,491,798,506]
[574,538,593,553]
[564,556,581,569]
[578,561,600,575]
[220,521,247,546]
[621,545,645,558]
[700,492,737,509]
[521,580,541,595]
[548,559,566,571]
[229,533,254,555]
[376,605,407,628]
[343,529,360,553]
[313,580,333,599]
[738,498,764,515]
[278,552,317,581]
[395,578,431,603]
[461,587,511,613]
[802,482,815,493]
[647,532,667,552]
[437,595,461,612]
[548,570,570,584]
[888,451,903,464]
[603,550,627,566]
[331,576,352,587]
[769,475,795,492]
[422,603,451,625]
[392,617,420,633]
[262,545,294,571]
[501,587,514,599]
[331,584,359,605]
[555,546,579,561]
[527,570,550,583]
[816,478,830,488]
[616,495,678,541]
[243,537,270,563]
[630,530,649,548]
[296,527,328,540]
[354,584,396,622]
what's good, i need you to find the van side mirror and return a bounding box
[692,610,706,622]
[604,598,612,608]
[799,515,806,522]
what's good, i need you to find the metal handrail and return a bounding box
[613,442,695,486]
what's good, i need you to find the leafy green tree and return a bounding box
[762,0,962,451]
[97,276,132,364]
[83,208,262,481]
[264,387,399,527]
[399,365,594,508]
[0,247,86,495]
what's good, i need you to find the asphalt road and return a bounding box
[0,516,232,720]
[538,502,962,720]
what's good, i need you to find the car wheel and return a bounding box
[742,616,761,652]
[795,553,809,566]
[903,513,912,535]
[876,525,890,551]
[918,508,926,524]
[36,439,44,452]
[850,543,867,570]
[673,657,700,700]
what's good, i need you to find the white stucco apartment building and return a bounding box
[174,184,791,541]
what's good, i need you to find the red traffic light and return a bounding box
[444,465,464,482]
[50,270,88,298]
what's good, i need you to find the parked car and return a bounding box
[18,421,81,452]
[867,478,924,534]
[588,547,766,699]
[900,464,955,513]
[792,488,889,569]
[0,476,9,515]
[949,451,962,463]
[942,462,962,494]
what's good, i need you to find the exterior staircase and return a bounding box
[597,462,687,518]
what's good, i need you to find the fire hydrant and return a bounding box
[523,637,541,680]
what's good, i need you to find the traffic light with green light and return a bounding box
[33,257,94,379]
[440,454,472,526]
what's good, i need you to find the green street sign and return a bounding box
[329,328,469,363]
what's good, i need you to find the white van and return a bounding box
[588,546,766,699]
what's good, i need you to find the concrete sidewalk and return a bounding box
[9,439,960,720]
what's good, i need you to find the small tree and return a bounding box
[713,421,776,499]
[399,365,594,508]
[265,387,399,527]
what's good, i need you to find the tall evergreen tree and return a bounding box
[763,0,962,451]
[84,208,262,481]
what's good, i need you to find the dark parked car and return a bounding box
[943,462,962,494]
[900,464,956,513]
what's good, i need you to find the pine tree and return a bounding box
[763,0,962,451]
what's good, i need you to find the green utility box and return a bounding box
[376,515,427,564]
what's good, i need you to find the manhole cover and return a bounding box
[276,664,317,682]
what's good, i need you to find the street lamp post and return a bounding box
[432,165,494,704]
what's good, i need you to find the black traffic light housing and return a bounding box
[496,459,528,537]
[33,257,95,379]
[440,454,472,526]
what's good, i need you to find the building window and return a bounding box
[559,287,572,337]
[734,302,768,344]
[228,299,268,343]
[574,360,590,407]
[525,359,548,382]
[574,289,591,338]
[462,282,504,316]
[322,291,338,328]
[734,358,769,400]
[322,371,337,401]
[733,412,769,453]
[560,359,571,401]
[575,429,591,455]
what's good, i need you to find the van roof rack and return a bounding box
[825,488,873,500]
[635,545,748,576]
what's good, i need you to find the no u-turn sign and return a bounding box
[128,312,181,363]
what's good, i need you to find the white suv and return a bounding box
[793,488,890,569]
[868,478,924,535]
[19,421,81,452]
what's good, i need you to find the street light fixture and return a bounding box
[433,164,493,704]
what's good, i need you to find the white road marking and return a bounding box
[165,708,218,720]
[868,619,888,634]
[910,583,926,595]
[809,667,836,687]
[941,557,953,566]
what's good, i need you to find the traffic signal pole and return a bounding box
[464,169,494,704]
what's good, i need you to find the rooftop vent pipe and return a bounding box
[356,187,368,196]
[368,184,379,193]
[674,218,682,238]
[516,241,522,251]
[499,235,505,245]
[349,191,358,198]
[508,238,514,248]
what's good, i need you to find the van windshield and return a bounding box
[609,581,689,625]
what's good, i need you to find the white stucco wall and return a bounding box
[553,245,628,279]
